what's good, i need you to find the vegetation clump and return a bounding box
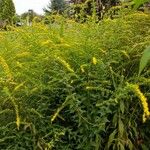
[0,4,150,150]
[0,0,15,23]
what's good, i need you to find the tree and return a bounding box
[44,0,66,14]
[0,0,16,23]
[68,0,120,21]
[20,10,37,25]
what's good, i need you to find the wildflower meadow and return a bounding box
[0,4,150,150]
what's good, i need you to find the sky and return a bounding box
[13,0,50,15]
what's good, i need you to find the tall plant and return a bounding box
[0,0,16,23]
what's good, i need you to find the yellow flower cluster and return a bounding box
[11,97,20,130]
[92,57,97,65]
[16,52,31,58]
[56,56,74,73]
[129,84,150,123]
[0,56,12,80]
[80,65,85,73]
[41,40,53,46]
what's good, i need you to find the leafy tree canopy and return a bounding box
[44,0,66,14]
[0,0,16,23]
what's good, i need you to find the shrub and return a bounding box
[0,11,150,149]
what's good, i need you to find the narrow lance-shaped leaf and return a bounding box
[106,129,117,149]
[139,46,150,76]
[133,0,150,9]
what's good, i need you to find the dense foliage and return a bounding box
[64,0,120,21]
[133,0,150,8]
[44,0,66,14]
[44,0,120,20]
[0,9,150,150]
[0,0,15,22]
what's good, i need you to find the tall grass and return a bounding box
[0,11,150,149]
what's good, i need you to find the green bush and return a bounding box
[0,11,150,149]
[0,0,16,23]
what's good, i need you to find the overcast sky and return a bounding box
[13,0,50,15]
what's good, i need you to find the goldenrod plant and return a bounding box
[0,8,150,150]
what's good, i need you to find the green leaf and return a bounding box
[139,46,150,76]
[0,136,16,143]
[0,109,12,115]
[117,141,125,150]
[107,129,117,149]
[141,144,149,150]
[120,100,125,114]
[133,0,150,9]
[118,119,124,138]
[127,139,134,150]
[112,113,118,127]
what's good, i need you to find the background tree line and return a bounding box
[44,0,121,20]
[44,0,150,21]
[0,0,149,27]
